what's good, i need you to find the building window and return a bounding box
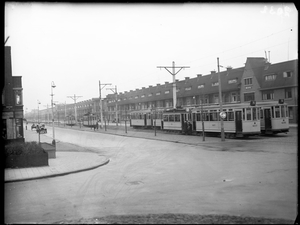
[244,78,252,85]
[198,84,204,89]
[141,94,145,98]
[148,93,152,97]
[283,71,292,78]
[135,96,138,99]
[214,94,219,103]
[165,90,170,94]
[156,92,161,96]
[176,88,180,92]
[288,107,293,119]
[228,79,237,84]
[285,88,292,99]
[244,92,255,102]
[262,90,274,100]
[265,74,276,81]
[185,87,192,91]
[212,82,219,86]
[231,92,237,102]
[15,90,23,105]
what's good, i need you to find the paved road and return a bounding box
[5,125,297,223]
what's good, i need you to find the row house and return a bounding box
[106,57,297,123]
[32,57,297,124]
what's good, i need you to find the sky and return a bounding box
[5,2,298,112]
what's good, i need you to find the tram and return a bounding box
[83,113,98,127]
[192,102,261,138]
[65,115,76,126]
[256,100,289,134]
[129,108,164,128]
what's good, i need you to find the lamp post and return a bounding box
[51,81,56,147]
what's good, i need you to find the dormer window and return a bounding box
[265,74,276,81]
[283,71,292,78]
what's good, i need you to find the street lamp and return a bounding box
[51,81,56,147]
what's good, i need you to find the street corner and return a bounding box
[49,151,110,174]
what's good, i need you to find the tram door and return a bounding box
[235,110,243,133]
[264,108,272,131]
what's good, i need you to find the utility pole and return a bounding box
[107,85,118,126]
[217,57,225,141]
[99,81,112,128]
[157,61,189,109]
[67,94,82,124]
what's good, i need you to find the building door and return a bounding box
[235,110,242,133]
[264,108,272,131]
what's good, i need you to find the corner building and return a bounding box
[3,46,24,143]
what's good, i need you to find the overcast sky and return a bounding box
[5,2,298,112]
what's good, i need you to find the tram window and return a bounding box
[275,106,280,118]
[163,115,168,121]
[175,114,180,122]
[253,108,257,120]
[271,107,274,118]
[260,109,264,119]
[280,106,285,117]
[223,109,228,121]
[169,115,175,121]
[196,113,201,121]
[246,108,252,120]
[228,111,234,121]
[205,113,209,121]
[242,109,245,120]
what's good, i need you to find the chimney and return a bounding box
[136,88,139,91]
[165,82,169,84]
[185,77,190,80]
[149,85,153,88]
[142,87,145,89]
[226,66,232,71]
[211,70,216,74]
[175,79,179,82]
[157,84,160,86]
[197,74,202,77]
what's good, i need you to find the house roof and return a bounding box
[259,59,298,90]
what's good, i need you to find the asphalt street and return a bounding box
[4,124,297,224]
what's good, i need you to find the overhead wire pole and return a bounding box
[157,61,190,109]
[67,94,82,125]
[217,57,225,141]
[99,81,112,129]
[107,85,118,126]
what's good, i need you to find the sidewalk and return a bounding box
[5,130,110,183]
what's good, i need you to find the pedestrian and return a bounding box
[187,121,192,135]
[96,120,99,130]
[183,120,187,135]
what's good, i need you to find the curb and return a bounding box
[5,158,110,183]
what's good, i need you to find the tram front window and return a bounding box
[275,106,280,118]
[253,108,257,120]
[246,108,252,120]
[280,105,286,117]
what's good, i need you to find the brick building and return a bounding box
[3,46,24,143]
